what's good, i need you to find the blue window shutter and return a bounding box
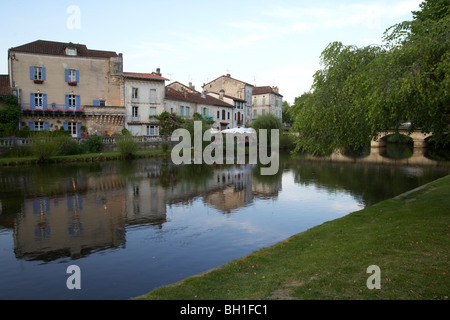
[30,93,35,108]
[185,107,189,117]
[207,108,209,116]
[179,106,183,117]
[42,67,46,81]
[65,95,69,108]
[76,70,79,83]
[76,95,81,109]
[29,122,35,131]
[43,94,47,108]
[63,122,69,131]
[65,69,70,82]
[93,100,100,106]
[77,122,82,138]
[30,66,35,80]
[44,122,50,131]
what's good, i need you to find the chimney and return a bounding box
[219,89,225,100]
[156,68,161,76]
[189,82,195,90]
[273,86,279,94]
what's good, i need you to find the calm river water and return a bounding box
[0,149,448,300]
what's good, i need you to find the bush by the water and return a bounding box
[116,135,139,159]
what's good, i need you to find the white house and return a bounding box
[124,70,168,136]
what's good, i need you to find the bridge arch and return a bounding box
[371,130,433,148]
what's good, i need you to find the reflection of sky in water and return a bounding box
[0,158,448,300]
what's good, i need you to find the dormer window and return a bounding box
[66,47,77,56]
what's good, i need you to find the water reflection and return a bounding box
[0,149,448,299]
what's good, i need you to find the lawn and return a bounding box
[135,175,450,300]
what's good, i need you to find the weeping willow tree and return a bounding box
[291,0,449,155]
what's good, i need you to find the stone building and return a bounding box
[8,40,125,137]
[252,86,283,120]
[165,82,234,130]
[124,70,169,136]
[202,74,253,126]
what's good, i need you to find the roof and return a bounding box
[0,75,11,96]
[9,40,119,58]
[165,87,233,108]
[203,74,253,88]
[123,72,169,81]
[207,91,246,102]
[252,86,283,97]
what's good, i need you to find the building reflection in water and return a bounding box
[7,160,281,262]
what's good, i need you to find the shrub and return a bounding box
[30,132,60,161]
[251,114,283,147]
[116,135,139,159]
[161,142,169,153]
[55,135,83,156]
[85,135,103,153]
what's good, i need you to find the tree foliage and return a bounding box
[291,0,450,155]
[0,95,21,136]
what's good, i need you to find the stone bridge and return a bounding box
[371,127,433,148]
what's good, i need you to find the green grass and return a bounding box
[135,175,450,300]
[0,149,169,166]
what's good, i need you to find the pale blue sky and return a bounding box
[0,0,423,104]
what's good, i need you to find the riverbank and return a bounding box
[134,175,450,300]
[0,149,170,166]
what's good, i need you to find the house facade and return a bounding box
[252,86,283,121]
[124,70,168,136]
[165,83,234,130]
[8,40,125,137]
[202,74,253,126]
[206,90,246,128]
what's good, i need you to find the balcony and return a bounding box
[21,103,84,115]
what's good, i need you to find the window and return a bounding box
[262,97,266,105]
[34,121,44,131]
[35,67,43,80]
[217,110,220,119]
[132,88,139,99]
[99,100,106,106]
[150,89,156,104]
[68,95,77,109]
[147,125,157,136]
[179,106,184,117]
[222,110,226,120]
[253,110,257,118]
[262,109,266,116]
[34,93,43,109]
[149,107,156,116]
[185,106,190,117]
[68,69,77,82]
[30,66,46,82]
[66,47,77,56]
[228,112,230,120]
[132,106,139,118]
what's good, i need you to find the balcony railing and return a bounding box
[21,103,84,114]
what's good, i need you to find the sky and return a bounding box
[0,0,423,104]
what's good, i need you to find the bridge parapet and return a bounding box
[371,130,432,148]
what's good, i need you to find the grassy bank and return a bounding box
[135,175,450,300]
[0,149,169,166]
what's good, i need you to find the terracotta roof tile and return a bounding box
[9,40,118,58]
[165,87,233,108]
[253,86,283,97]
[124,72,169,81]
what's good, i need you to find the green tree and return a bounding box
[291,0,450,155]
[154,111,185,135]
[251,113,283,146]
[0,95,21,137]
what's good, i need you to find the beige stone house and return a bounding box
[124,70,168,136]
[202,74,253,126]
[8,40,125,137]
[252,86,283,121]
